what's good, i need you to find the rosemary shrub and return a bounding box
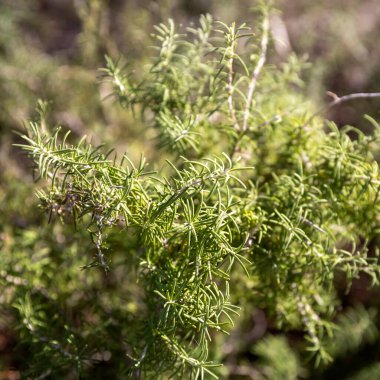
[15,7,380,379]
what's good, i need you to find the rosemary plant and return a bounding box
[15,5,380,379]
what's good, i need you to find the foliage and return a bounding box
[253,335,304,379]
[2,2,380,379]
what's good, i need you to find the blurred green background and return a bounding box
[1,1,380,379]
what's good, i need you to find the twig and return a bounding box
[241,13,269,133]
[326,91,380,109]
[303,91,380,127]
[95,227,108,271]
[227,25,241,132]
[229,13,269,161]
[300,216,326,234]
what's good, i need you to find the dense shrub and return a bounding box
[2,2,380,379]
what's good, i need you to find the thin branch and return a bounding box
[230,12,269,161]
[326,91,380,109]
[241,13,269,133]
[227,25,241,132]
[304,91,380,127]
[94,227,108,271]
